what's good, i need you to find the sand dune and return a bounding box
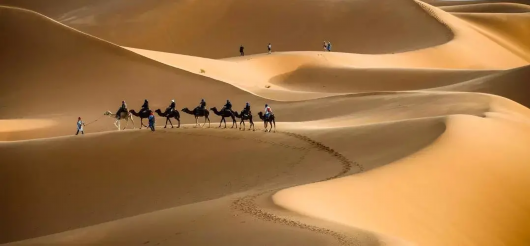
[431,65,530,108]
[1,1,530,246]
[452,12,530,61]
[0,0,453,58]
[441,2,530,13]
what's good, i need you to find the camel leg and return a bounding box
[139,118,143,129]
[195,117,199,127]
[272,119,276,132]
[123,118,128,130]
[218,117,223,128]
[264,121,268,132]
[164,117,168,128]
[126,116,134,130]
[168,118,174,128]
[250,119,255,131]
[231,116,237,128]
[203,116,210,128]
[176,117,181,128]
[114,119,120,130]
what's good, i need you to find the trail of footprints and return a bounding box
[229,130,365,246]
[163,126,364,244]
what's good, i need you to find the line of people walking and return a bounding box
[239,41,332,56]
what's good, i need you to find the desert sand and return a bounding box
[0,0,529,245]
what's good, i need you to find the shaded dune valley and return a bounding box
[1,0,530,245]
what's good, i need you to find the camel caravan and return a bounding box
[104,99,276,132]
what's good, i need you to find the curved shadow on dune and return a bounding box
[429,65,530,108]
[269,65,495,93]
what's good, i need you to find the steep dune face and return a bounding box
[0,0,453,58]
[0,6,270,139]
[452,12,530,61]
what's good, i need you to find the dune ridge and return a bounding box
[440,2,530,13]
[1,1,530,246]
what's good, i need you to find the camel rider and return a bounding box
[140,99,149,114]
[116,100,127,119]
[166,99,176,114]
[198,99,206,112]
[243,102,251,116]
[264,104,273,119]
[222,100,233,112]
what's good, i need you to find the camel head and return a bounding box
[257,112,264,120]
[104,111,112,116]
[155,109,162,113]
[182,107,189,112]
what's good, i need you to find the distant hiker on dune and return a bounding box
[268,43,272,54]
[76,117,85,135]
[148,111,155,131]
[240,45,244,56]
[323,41,327,51]
[327,42,332,52]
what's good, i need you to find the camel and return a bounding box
[129,109,152,129]
[182,107,210,128]
[257,112,276,132]
[104,110,135,130]
[210,107,237,128]
[234,110,255,131]
[155,108,181,128]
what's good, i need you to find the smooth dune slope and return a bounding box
[274,96,530,246]
[0,129,372,245]
[0,0,453,58]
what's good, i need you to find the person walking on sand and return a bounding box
[323,41,327,51]
[327,42,332,52]
[268,43,272,54]
[240,45,244,56]
[76,117,85,135]
[148,111,155,131]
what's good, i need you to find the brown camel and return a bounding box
[182,107,210,128]
[257,112,276,132]
[155,108,181,128]
[234,110,255,131]
[104,110,135,131]
[210,107,237,128]
[129,109,152,129]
